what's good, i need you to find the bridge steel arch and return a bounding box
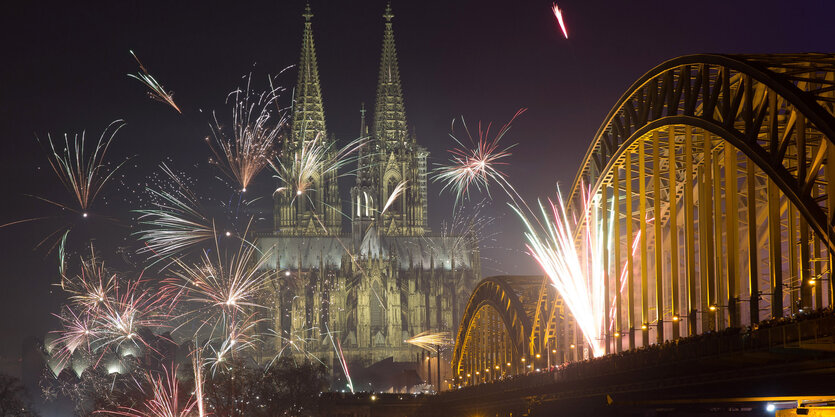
[453,54,835,387]
[564,53,835,352]
[451,276,567,386]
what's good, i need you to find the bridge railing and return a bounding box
[448,310,835,395]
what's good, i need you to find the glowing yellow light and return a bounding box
[520,358,526,362]
[641,324,648,330]
[535,353,541,358]
[370,395,377,401]
[614,332,621,337]
[569,344,575,349]
[709,305,717,312]
[809,279,816,286]
[506,362,511,366]
[551,349,557,353]
[672,315,679,322]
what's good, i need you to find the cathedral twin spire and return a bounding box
[292,3,327,144]
[283,2,426,236]
[373,3,410,147]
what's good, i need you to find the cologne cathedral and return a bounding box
[256,3,481,388]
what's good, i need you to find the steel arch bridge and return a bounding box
[452,53,835,386]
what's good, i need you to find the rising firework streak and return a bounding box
[552,3,568,39]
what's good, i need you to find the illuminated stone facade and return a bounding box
[258,3,480,378]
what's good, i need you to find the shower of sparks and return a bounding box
[128,50,182,114]
[135,164,214,261]
[99,365,196,417]
[326,325,353,394]
[50,307,93,367]
[270,132,366,203]
[40,120,127,214]
[200,313,262,374]
[513,184,610,358]
[50,249,174,368]
[168,235,271,317]
[61,249,116,313]
[162,229,271,367]
[433,109,524,205]
[380,180,407,216]
[552,3,568,39]
[91,274,171,353]
[190,348,205,417]
[268,327,325,367]
[207,76,285,192]
[404,331,453,353]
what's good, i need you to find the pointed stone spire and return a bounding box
[373,2,409,147]
[293,2,327,143]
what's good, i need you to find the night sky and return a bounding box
[0,0,833,376]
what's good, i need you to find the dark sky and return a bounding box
[0,0,833,375]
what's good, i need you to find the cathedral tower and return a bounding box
[275,3,341,235]
[351,2,429,237]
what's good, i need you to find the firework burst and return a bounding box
[40,120,127,216]
[128,50,182,114]
[433,109,524,205]
[513,185,609,357]
[135,164,214,261]
[207,76,286,192]
[98,365,196,417]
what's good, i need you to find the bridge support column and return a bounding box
[725,145,740,328]
[747,159,760,325]
[653,131,664,343]
[668,126,681,340]
[685,126,698,336]
[768,179,783,318]
[640,140,650,347]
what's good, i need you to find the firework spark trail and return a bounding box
[513,185,610,358]
[42,120,127,216]
[433,109,525,206]
[208,76,286,192]
[552,3,568,39]
[404,331,453,353]
[128,50,182,114]
[135,164,214,261]
[380,180,408,216]
[325,324,353,393]
[97,365,196,417]
[58,230,70,281]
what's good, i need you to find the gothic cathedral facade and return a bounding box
[256,3,481,382]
